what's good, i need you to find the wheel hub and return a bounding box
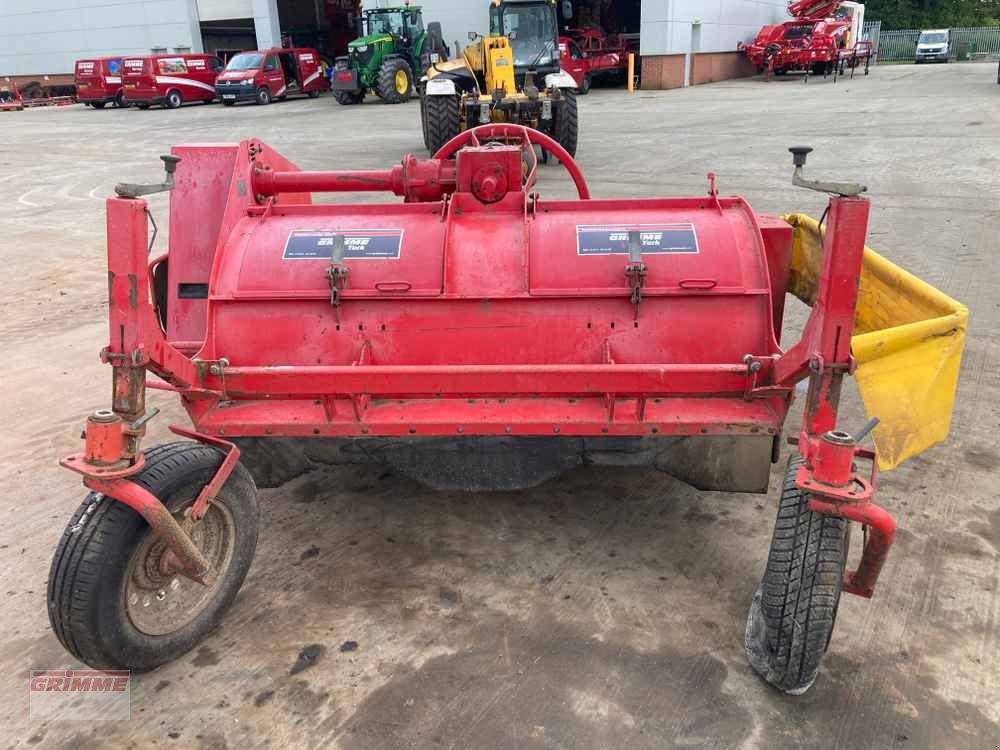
[395,70,408,94]
[125,501,235,636]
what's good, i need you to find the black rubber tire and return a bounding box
[744,456,848,695]
[92,101,106,109]
[419,92,430,150]
[333,89,365,105]
[255,86,271,106]
[553,90,579,158]
[577,75,591,95]
[165,89,182,109]
[137,103,151,110]
[47,442,259,671]
[114,91,125,108]
[424,94,461,154]
[307,89,321,98]
[376,58,413,103]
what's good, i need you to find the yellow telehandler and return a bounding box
[419,0,579,156]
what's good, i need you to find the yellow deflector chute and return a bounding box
[783,214,968,471]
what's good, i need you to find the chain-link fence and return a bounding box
[872,26,1000,62]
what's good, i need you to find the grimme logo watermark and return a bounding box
[30,670,131,720]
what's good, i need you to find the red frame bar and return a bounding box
[169,426,240,521]
[212,363,752,399]
[83,477,211,583]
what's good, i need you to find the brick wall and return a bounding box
[639,54,686,89]
[640,51,757,89]
[690,51,757,85]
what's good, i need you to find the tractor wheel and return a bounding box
[165,89,183,109]
[419,93,430,150]
[47,442,259,671]
[553,90,579,158]
[424,94,460,154]
[255,86,271,106]
[377,58,413,104]
[744,456,849,695]
[577,75,591,95]
[333,89,365,105]
[92,101,106,109]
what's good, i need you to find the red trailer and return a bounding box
[74,57,124,108]
[122,54,225,109]
[744,1,872,80]
[214,48,328,106]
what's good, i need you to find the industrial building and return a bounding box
[0,0,791,88]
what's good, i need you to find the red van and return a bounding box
[122,54,224,109]
[75,57,124,108]
[214,48,328,105]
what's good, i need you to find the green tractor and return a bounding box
[331,6,449,105]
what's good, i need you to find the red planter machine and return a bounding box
[50,125,958,695]
[745,1,873,80]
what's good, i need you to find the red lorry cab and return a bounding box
[123,54,224,109]
[214,48,328,106]
[75,57,124,108]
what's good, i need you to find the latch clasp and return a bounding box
[624,231,646,321]
[325,235,350,310]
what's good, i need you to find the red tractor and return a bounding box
[744,1,873,80]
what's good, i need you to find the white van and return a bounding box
[915,29,950,63]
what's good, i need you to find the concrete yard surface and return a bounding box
[1,62,998,748]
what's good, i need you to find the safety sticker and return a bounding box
[576,224,699,255]
[282,229,404,260]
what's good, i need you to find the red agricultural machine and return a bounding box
[0,80,24,111]
[559,27,635,93]
[744,0,873,80]
[0,79,24,112]
[49,126,966,694]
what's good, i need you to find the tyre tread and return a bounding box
[554,90,579,157]
[424,94,460,154]
[376,58,413,104]
[745,456,847,694]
